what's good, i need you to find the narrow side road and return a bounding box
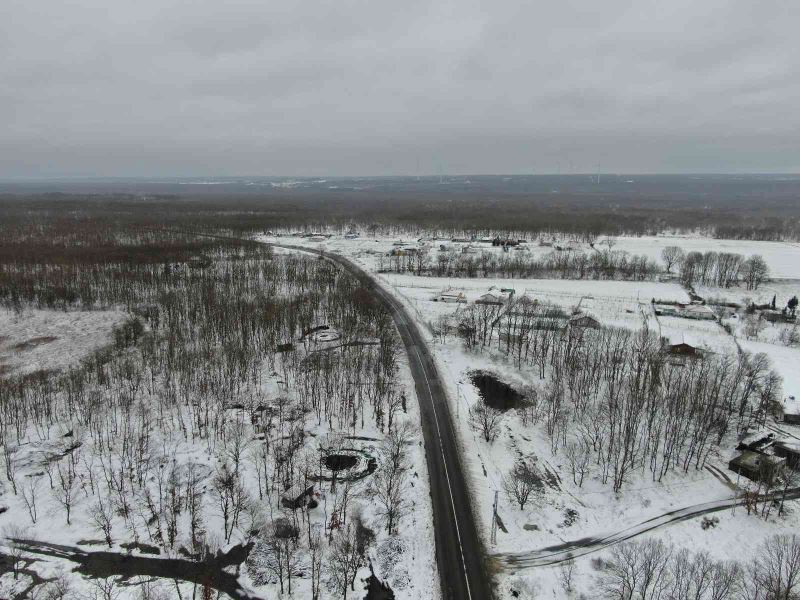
[494,487,800,569]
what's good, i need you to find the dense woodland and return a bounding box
[2,182,800,241]
[0,221,416,599]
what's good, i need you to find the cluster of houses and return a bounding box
[434,286,517,306]
[433,286,603,331]
[728,431,800,482]
[726,398,800,482]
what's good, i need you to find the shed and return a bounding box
[281,483,315,509]
[728,450,786,482]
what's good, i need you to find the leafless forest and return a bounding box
[454,299,787,496]
[0,212,418,599]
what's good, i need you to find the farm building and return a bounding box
[653,303,716,320]
[728,450,785,482]
[782,396,800,425]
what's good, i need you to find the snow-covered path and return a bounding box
[494,486,800,569]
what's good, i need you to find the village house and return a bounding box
[569,314,601,329]
[475,286,514,306]
[664,342,707,361]
[476,292,505,306]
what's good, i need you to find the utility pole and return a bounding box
[490,490,499,545]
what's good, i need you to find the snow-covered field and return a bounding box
[266,232,800,598]
[611,235,800,280]
[696,279,800,306]
[0,308,127,376]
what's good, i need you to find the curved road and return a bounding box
[269,242,493,600]
[494,486,800,569]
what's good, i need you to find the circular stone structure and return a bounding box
[314,447,377,482]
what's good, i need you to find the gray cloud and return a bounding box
[2,0,799,177]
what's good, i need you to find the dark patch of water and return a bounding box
[325,454,359,471]
[470,371,525,411]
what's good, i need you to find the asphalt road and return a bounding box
[269,243,494,600]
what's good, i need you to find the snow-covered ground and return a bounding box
[0,339,439,599]
[270,231,800,280]
[0,253,438,600]
[0,308,127,377]
[263,231,800,599]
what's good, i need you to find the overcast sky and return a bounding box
[2,0,799,177]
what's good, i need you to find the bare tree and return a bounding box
[599,539,671,600]
[747,534,800,599]
[742,254,770,290]
[1,440,17,496]
[468,402,505,443]
[326,524,365,600]
[661,246,685,273]
[3,525,29,580]
[559,558,576,594]
[91,498,114,547]
[86,577,123,600]
[502,460,540,510]
[20,476,41,523]
[36,572,74,600]
[53,461,78,525]
[564,439,591,487]
[369,424,411,533]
